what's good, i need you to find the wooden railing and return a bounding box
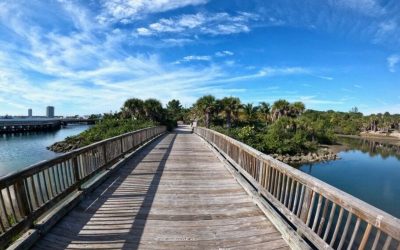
[195,127,400,250]
[0,126,166,247]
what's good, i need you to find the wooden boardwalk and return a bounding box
[32,127,290,249]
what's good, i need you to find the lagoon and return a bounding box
[298,137,400,218]
[0,125,90,177]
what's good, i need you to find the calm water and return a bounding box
[0,125,90,177]
[298,137,400,218]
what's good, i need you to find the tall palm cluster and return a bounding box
[122,98,164,122]
[362,112,400,133]
[121,98,188,130]
[193,95,305,128]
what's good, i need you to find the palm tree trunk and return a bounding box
[226,112,231,128]
[205,112,210,128]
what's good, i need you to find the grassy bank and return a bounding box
[48,119,157,152]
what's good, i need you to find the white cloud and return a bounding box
[314,75,334,81]
[135,12,258,37]
[387,54,399,72]
[260,67,310,76]
[182,55,212,62]
[98,0,208,23]
[210,67,310,84]
[215,50,234,57]
[136,27,152,36]
[162,38,194,46]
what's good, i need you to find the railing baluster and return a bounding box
[317,198,330,236]
[358,223,372,250]
[382,236,392,250]
[371,230,381,250]
[279,174,286,202]
[0,192,10,227]
[338,212,352,250]
[15,178,30,218]
[323,203,336,241]
[55,164,63,192]
[29,176,40,209]
[46,169,55,199]
[348,217,361,249]
[283,176,290,205]
[296,184,304,216]
[330,207,344,247]
[35,174,45,205]
[72,157,80,184]
[6,186,18,221]
[288,180,296,210]
[305,191,316,226]
[312,195,323,231]
[276,171,282,198]
[300,187,313,223]
[51,166,58,195]
[0,211,5,232]
[42,171,50,201]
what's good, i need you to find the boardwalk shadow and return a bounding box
[33,132,177,249]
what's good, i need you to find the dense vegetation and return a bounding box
[50,119,157,151]
[51,95,400,157]
[50,98,186,152]
[189,95,400,156]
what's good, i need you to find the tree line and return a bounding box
[87,96,399,156]
[188,95,400,155]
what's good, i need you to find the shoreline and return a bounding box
[271,147,339,165]
[337,133,400,146]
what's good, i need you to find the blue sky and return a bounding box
[0,0,399,116]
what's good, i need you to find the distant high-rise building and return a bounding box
[28,109,32,117]
[46,106,55,118]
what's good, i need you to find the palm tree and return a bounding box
[122,98,144,120]
[219,97,241,128]
[195,95,216,128]
[258,102,270,125]
[166,99,183,120]
[271,99,290,122]
[289,102,305,117]
[144,98,163,122]
[369,114,378,132]
[242,103,258,122]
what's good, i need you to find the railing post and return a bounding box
[238,148,242,166]
[14,179,30,217]
[257,158,262,194]
[102,143,108,167]
[72,157,80,182]
[120,137,124,154]
[299,187,312,223]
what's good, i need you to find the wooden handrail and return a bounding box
[0,126,166,248]
[194,127,400,250]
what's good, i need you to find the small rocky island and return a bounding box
[271,147,338,165]
[47,138,84,153]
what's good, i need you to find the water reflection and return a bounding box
[298,137,400,218]
[338,137,400,160]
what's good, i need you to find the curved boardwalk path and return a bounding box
[32,126,290,250]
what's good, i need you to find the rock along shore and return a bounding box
[271,148,339,165]
[47,140,83,153]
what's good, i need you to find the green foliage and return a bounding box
[144,98,164,122]
[194,95,217,128]
[122,98,145,119]
[61,119,157,148]
[195,96,398,156]
[166,99,184,121]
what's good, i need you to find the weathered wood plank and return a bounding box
[31,126,290,249]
